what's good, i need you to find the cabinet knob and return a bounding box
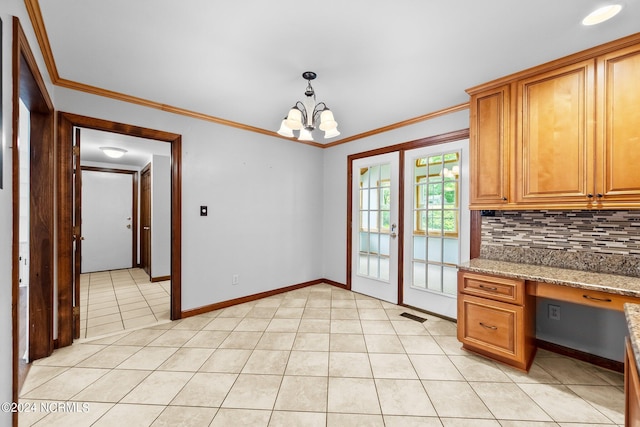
[501,197,507,201]
[587,194,594,198]
[596,193,603,198]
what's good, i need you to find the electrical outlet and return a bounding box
[548,304,560,320]
[232,274,239,285]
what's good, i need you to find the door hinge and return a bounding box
[73,306,80,317]
[73,226,81,238]
[72,146,80,156]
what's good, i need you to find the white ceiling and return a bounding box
[38,0,640,144]
[80,128,170,167]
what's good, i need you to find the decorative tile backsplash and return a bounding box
[480,211,640,277]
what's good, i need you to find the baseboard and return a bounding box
[151,275,170,283]
[536,339,623,373]
[181,278,347,318]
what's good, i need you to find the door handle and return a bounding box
[143,226,150,230]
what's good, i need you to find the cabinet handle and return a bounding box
[479,322,498,330]
[501,197,507,201]
[583,294,612,303]
[478,284,498,291]
[587,194,594,198]
[596,193,603,198]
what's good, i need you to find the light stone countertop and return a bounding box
[625,304,640,370]
[458,258,640,298]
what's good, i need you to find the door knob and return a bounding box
[390,232,397,238]
[143,226,150,230]
[126,224,132,229]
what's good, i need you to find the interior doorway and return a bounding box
[57,112,182,347]
[12,17,56,419]
[74,129,172,339]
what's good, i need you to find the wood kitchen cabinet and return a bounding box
[514,60,595,206]
[457,271,536,371]
[596,44,640,207]
[469,84,512,208]
[467,33,640,210]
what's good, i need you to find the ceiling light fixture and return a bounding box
[100,147,128,159]
[582,4,622,25]
[278,71,339,141]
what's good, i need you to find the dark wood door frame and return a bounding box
[346,129,477,306]
[12,16,55,422]
[140,163,152,277]
[57,112,182,348]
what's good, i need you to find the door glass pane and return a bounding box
[380,234,390,257]
[360,168,369,188]
[443,238,459,264]
[411,150,461,293]
[427,264,442,292]
[413,236,426,260]
[428,238,442,262]
[442,266,458,295]
[413,262,426,287]
[379,257,389,281]
[357,161,393,282]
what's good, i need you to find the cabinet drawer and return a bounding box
[458,294,522,361]
[459,271,524,305]
[531,281,640,311]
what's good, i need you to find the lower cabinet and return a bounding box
[457,271,536,371]
[626,338,640,426]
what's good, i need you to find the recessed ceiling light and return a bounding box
[100,147,128,158]
[582,4,622,26]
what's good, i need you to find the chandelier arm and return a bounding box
[294,101,308,125]
[312,102,328,122]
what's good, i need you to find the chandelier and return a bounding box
[277,71,340,141]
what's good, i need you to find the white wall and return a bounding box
[0,13,14,425]
[151,154,170,279]
[54,87,324,311]
[321,109,470,284]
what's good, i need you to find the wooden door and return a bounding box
[140,164,151,276]
[514,60,596,206]
[596,43,640,206]
[469,84,511,208]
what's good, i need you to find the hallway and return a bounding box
[80,269,170,339]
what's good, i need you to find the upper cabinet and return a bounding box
[469,84,511,208]
[468,33,640,210]
[596,44,640,207]
[514,60,595,206]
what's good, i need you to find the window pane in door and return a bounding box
[410,149,462,294]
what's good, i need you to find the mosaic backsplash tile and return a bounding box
[480,211,640,277]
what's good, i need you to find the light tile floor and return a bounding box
[21,283,624,426]
[80,269,171,339]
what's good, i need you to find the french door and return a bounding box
[402,140,470,318]
[351,153,400,304]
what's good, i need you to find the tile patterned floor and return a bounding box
[80,269,171,339]
[21,283,624,426]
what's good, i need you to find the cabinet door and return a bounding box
[596,44,640,206]
[515,60,595,206]
[458,294,525,367]
[469,85,511,208]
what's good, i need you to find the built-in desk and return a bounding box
[457,259,640,372]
